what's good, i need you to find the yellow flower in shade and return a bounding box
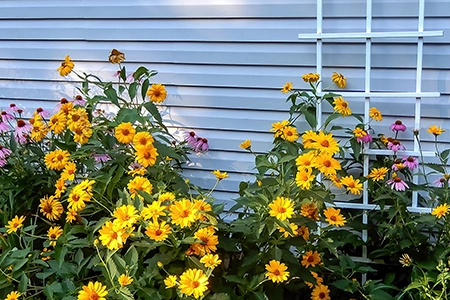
[159,192,176,202]
[30,119,48,141]
[186,244,207,256]
[311,284,331,300]
[47,226,63,246]
[113,205,139,228]
[353,128,367,138]
[296,225,310,241]
[164,275,178,288]
[54,178,67,198]
[333,97,352,116]
[127,167,147,177]
[399,253,413,267]
[271,120,290,138]
[145,220,172,242]
[49,111,67,134]
[323,207,346,227]
[200,254,222,269]
[427,124,445,136]
[194,227,219,254]
[118,274,133,287]
[115,122,136,144]
[6,215,26,234]
[147,84,168,103]
[269,196,294,221]
[39,195,63,221]
[141,201,167,221]
[302,130,318,149]
[265,260,290,283]
[329,175,343,189]
[301,202,319,221]
[5,291,21,300]
[369,107,382,121]
[431,203,450,219]
[67,108,88,131]
[132,131,154,149]
[61,161,76,181]
[278,223,299,238]
[157,261,164,268]
[302,73,320,83]
[78,281,108,300]
[98,221,130,250]
[305,272,324,289]
[331,72,347,88]
[366,167,389,182]
[301,250,321,268]
[108,49,125,64]
[311,131,340,156]
[314,155,341,177]
[170,199,198,228]
[178,269,209,299]
[194,199,213,221]
[341,175,363,195]
[66,209,78,223]
[41,247,52,261]
[57,55,74,76]
[239,139,251,150]
[127,176,153,200]
[212,170,229,180]
[281,126,299,142]
[295,168,316,190]
[72,122,93,145]
[44,149,70,171]
[135,143,159,167]
[295,151,317,170]
[281,82,293,93]
[59,100,74,116]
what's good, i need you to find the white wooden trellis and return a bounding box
[298,0,443,272]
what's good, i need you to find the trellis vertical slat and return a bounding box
[316,0,323,129]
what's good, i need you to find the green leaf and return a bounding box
[55,246,68,268]
[424,163,446,174]
[125,246,139,268]
[129,82,138,101]
[303,106,317,129]
[104,87,119,107]
[223,275,247,284]
[134,66,149,81]
[142,101,163,125]
[141,78,150,101]
[120,66,127,82]
[18,274,28,292]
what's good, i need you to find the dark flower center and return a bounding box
[60,98,69,104]
[395,120,403,125]
[17,119,26,127]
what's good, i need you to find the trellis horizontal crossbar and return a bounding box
[363,149,435,157]
[298,31,443,40]
[333,202,432,213]
[318,92,440,98]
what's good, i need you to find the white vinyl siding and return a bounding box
[1,0,449,209]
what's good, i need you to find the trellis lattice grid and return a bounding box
[297,0,443,269]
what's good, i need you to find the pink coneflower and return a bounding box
[72,95,86,106]
[434,177,448,188]
[390,120,407,132]
[387,140,406,152]
[35,107,51,118]
[6,103,20,113]
[14,119,32,138]
[0,120,9,133]
[183,131,198,147]
[194,137,209,152]
[1,111,14,121]
[387,176,409,191]
[357,133,373,144]
[0,145,12,159]
[402,156,418,170]
[129,161,144,170]
[93,153,111,163]
[0,158,7,167]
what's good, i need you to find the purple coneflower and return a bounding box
[194,137,209,152]
[93,153,111,163]
[387,176,409,191]
[387,140,406,152]
[183,131,198,147]
[35,107,51,119]
[357,133,373,144]
[402,156,418,170]
[0,158,7,167]
[1,111,14,121]
[6,103,21,113]
[434,177,448,187]
[14,119,32,139]
[72,95,86,106]
[0,145,12,159]
[390,120,407,132]
[0,120,9,133]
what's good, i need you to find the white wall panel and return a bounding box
[1,0,449,209]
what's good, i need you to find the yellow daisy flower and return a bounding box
[178,269,209,299]
[239,139,251,150]
[427,124,445,136]
[113,205,139,228]
[366,167,389,182]
[212,170,229,180]
[311,284,331,300]
[115,122,136,144]
[164,275,178,288]
[132,131,154,149]
[369,107,382,121]
[145,220,172,242]
[147,84,168,103]
[39,195,63,221]
[78,281,108,300]
[170,199,198,228]
[323,207,346,227]
[431,203,450,219]
[302,73,320,83]
[333,96,352,116]
[5,215,26,234]
[281,82,293,93]
[5,291,21,300]
[331,72,347,88]
[118,274,133,287]
[57,55,74,77]
[98,221,130,250]
[135,143,159,167]
[301,250,321,268]
[200,254,222,269]
[268,196,294,221]
[265,260,290,283]
[127,176,153,200]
